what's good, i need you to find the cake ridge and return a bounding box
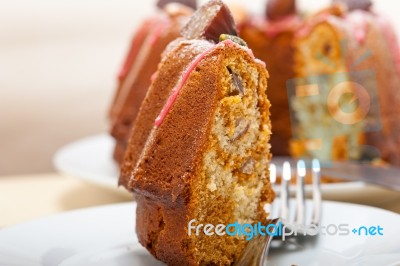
[109,4,193,164]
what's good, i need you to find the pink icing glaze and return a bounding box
[117,16,171,82]
[149,18,171,46]
[265,15,302,38]
[295,11,369,45]
[375,14,400,76]
[245,46,255,58]
[295,13,329,38]
[345,11,369,44]
[117,19,156,82]
[223,39,235,47]
[155,43,218,127]
[150,71,158,82]
[155,39,252,127]
[255,58,266,68]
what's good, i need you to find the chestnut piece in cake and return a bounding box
[119,0,274,265]
[181,0,237,42]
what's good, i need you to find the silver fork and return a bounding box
[234,159,322,266]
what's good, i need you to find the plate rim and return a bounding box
[52,134,365,191]
[2,200,400,233]
[1,200,399,265]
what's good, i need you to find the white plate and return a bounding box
[53,134,400,204]
[0,201,399,266]
[53,134,119,188]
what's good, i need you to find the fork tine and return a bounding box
[269,163,277,185]
[295,160,306,225]
[311,159,322,225]
[280,162,291,221]
[267,164,277,217]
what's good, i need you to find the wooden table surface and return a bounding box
[0,173,131,227]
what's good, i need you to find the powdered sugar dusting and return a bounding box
[149,18,171,46]
[265,15,302,38]
[150,71,158,82]
[255,58,266,68]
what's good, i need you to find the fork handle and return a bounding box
[233,218,280,266]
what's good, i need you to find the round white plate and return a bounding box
[53,134,119,188]
[53,134,400,204]
[0,201,399,266]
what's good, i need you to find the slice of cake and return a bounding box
[290,0,400,164]
[109,1,196,164]
[239,0,301,156]
[119,0,274,265]
[290,5,365,161]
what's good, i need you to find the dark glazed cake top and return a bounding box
[181,0,237,43]
[157,0,197,10]
[266,0,297,21]
[332,0,373,11]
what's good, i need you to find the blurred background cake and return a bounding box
[2,0,400,176]
[289,0,400,165]
[239,0,301,156]
[109,0,196,164]
[107,0,400,171]
[235,0,400,166]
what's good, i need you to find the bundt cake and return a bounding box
[239,0,301,156]
[237,0,400,165]
[119,0,274,265]
[109,0,195,164]
[289,0,400,164]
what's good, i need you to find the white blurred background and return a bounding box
[0,0,399,175]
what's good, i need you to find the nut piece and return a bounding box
[227,67,245,96]
[181,0,237,43]
[219,34,247,47]
[157,0,197,10]
[241,157,255,175]
[332,0,372,11]
[231,118,250,142]
[266,0,296,21]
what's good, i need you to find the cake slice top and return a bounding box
[181,0,237,43]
